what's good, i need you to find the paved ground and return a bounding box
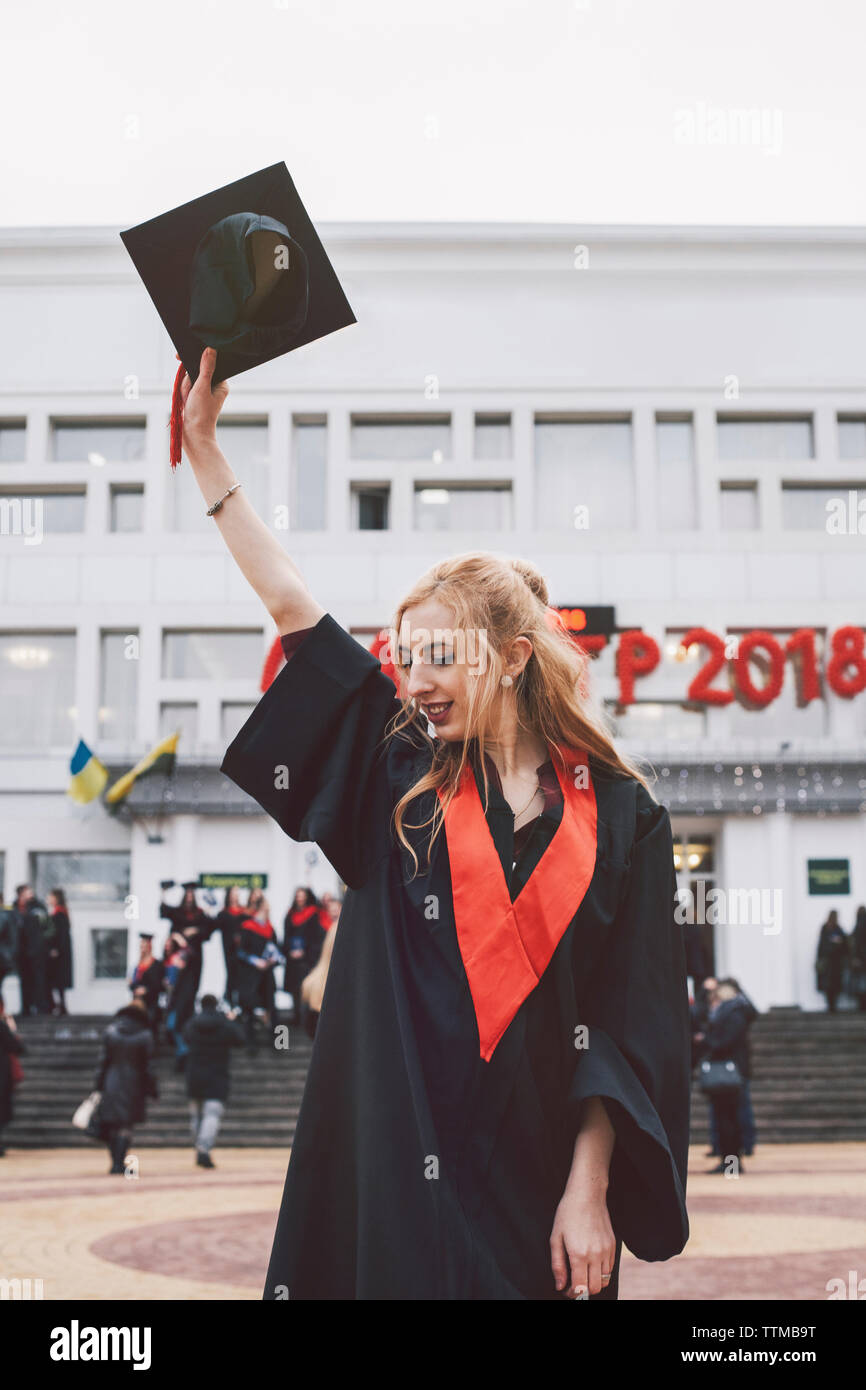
[0,1142,863,1300]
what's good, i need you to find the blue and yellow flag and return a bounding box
[67,738,109,804]
[105,730,180,806]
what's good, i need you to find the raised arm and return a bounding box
[179,347,326,635]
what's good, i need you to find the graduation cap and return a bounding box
[181,880,199,891]
[120,162,356,468]
[138,931,154,941]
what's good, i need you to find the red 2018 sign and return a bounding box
[614,625,866,707]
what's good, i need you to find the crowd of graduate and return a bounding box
[0,879,340,1167]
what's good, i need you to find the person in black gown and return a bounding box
[179,346,691,1302]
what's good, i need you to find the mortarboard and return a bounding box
[138,931,154,941]
[120,162,356,468]
[181,880,199,891]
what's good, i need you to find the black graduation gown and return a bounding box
[159,904,212,1022]
[220,612,691,1300]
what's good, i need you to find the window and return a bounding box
[0,488,86,534]
[717,415,813,461]
[161,630,263,679]
[221,702,257,742]
[656,416,696,530]
[98,632,139,744]
[535,416,633,529]
[474,413,512,459]
[92,927,129,981]
[0,422,26,462]
[160,702,198,744]
[0,633,76,749]
[167,420,268,531]
[350,415,451,462]
[293,417,327,530]
[838,416,866,459]
[110,485,144,532]
[31,851,130,905]
[719,481,759,530]
[414,483,512,531]
[52,420,146,463]
[781,483,865,531]
[352,485,389,530]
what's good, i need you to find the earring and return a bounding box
[501,674,513,688]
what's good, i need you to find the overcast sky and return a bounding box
[3,0,865,228]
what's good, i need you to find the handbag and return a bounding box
[72,1090,102,1131]
[699,1058,743,1094]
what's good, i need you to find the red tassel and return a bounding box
[169,361,186,470]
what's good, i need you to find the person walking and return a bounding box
[702,982,751,1173]
[182,994,245,1168]
[93,998,158,1175]
[180,347,689,1300]
[0,998,25,1156]
[815,911,849,1012]
[46,887,73,1016]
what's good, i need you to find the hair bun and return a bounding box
[510,558,549,606]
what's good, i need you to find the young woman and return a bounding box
[235,896,284,1046]
[0,998,25,1156]
[46,887,73,1016]
[178,347,690,1301]
[214,885,247,1007]
[283,887,327,1024]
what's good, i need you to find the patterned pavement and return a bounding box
[0,1143,863,1301]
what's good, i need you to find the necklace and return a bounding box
[511,780,541,820]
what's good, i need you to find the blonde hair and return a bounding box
[380,551,654,880]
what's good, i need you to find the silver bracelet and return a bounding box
[206,481,242,516]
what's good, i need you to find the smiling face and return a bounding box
[396,599,480,743]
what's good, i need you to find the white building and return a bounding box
[0,222,864,1013]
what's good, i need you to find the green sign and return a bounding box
[199,872,268,890]
[807,859,850,896]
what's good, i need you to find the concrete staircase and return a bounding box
[689,1008,866,1144]
[5,1013,311,1149]
[4,1008,865,1149]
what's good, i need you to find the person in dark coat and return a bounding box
[815,911,849,1012]
[160,882,214,1067]
[0,997,25,1156]
[850,906,866,1012]
[13,885,51,1015]
[129,932,164,1037]
[702,982,751,1172]
[46,887,73,1016]
[182,994,245,1168]
[93,999,158,1174]
[213,886,246,1007]
[283,887,327,1024]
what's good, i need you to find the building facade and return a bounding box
[0,222,864,1012]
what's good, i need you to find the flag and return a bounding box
[105,731,180,806]
[67,738,109,804]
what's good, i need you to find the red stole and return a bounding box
[436,743,598,1062]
